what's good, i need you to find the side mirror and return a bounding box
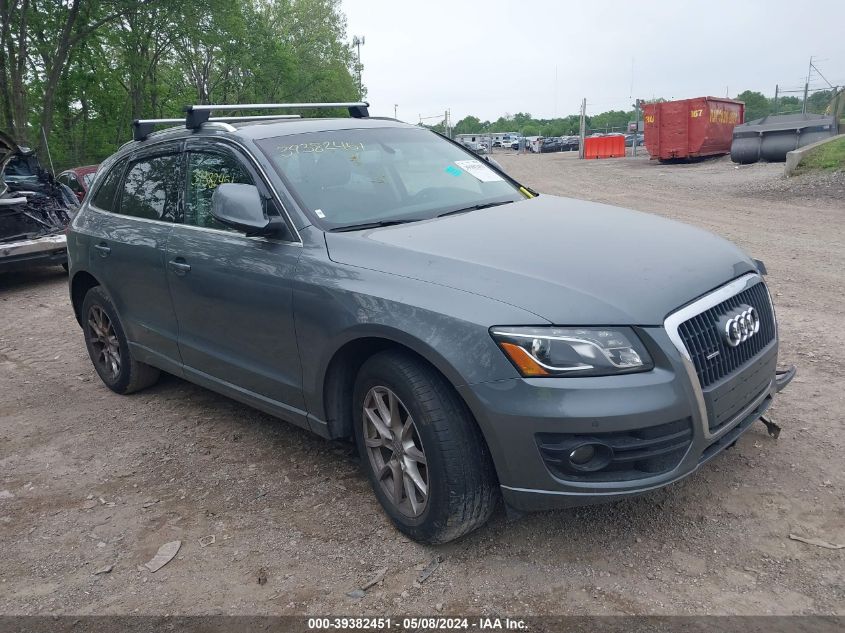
[211,183,287,237]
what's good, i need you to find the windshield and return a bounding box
[256,127,525,229]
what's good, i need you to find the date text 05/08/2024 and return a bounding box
[307,616,528,630]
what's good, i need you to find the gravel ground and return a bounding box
[0,152,842,616]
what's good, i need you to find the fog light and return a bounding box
[569,444,596,466]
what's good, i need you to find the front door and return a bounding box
[165,140,306,423]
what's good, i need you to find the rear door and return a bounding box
[165,138,306,422]
[84,143,182,372]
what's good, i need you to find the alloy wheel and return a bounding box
[87,305,120,379]
[362,386,429,517]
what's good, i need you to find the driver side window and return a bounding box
[185,151,253,230]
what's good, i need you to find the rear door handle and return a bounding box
[93,243,111,257]
[168,258,191,276]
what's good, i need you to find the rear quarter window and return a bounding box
[90,159,127,212]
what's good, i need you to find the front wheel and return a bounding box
[353,350,498,543]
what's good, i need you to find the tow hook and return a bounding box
[775,364,797,393]
[758,365,796,439]
[759,415,781,439]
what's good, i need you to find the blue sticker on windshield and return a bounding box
[445,165,461,177]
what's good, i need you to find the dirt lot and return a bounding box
[1,153,842,616]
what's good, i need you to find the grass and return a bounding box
[796,135,845,172]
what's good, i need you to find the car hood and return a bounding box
[324,195,757,325]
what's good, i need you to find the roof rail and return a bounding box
[132,101,370,141]
[184,102,369,128]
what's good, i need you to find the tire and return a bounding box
[353,350,498,543]
[81,286,160,394]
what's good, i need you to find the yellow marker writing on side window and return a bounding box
[519,186,534,199]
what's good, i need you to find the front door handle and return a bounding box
[168,258,191,276]
[93,243,111,257]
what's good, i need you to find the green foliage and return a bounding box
[0,0,359,169]
[738,88,837,120]
[806,90,835,115]
[735,90,770,121]
[444,109,632,138]
[796,136,845,172]
[443,87,840,140]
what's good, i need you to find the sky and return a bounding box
[340,0,845,124]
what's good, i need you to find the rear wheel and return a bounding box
[353,350,498,543]
[81,286,159,394]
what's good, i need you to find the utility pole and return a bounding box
[444,109,450,138]
[578,98,586,159]
[774,84,779,114]
[352,35,365,99]
[803,55,813,114]
[631,99,641,157]
[394,104,398,119]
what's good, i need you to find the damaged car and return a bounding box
[1,130,78,271]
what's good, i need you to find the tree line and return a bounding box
[0,0,359,170]
[435,90,839,138]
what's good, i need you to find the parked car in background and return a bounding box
[561,136,580,151]
[1,130,78,271]
[67,102,794,543]
[539,137,563,153]
[462,140,487,154]
[57,165,99,202]
[625,133,645,147]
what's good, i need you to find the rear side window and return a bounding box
[90,159,126,212]
[118,154,180,222]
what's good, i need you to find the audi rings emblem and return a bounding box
[723,307,760,347]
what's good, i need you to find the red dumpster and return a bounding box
[643,97,744,161]
[583,134,625,159]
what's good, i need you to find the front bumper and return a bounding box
[458,274,791,512]
[0,233,67,269]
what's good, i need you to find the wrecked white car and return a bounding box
[1,130,78,271]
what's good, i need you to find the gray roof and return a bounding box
[231,117,414,140]
[128,117,418,150]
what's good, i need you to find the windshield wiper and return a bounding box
[436,200,514,218]
[330,200,516,231]
[330,218,422,232]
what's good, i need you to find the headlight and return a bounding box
[490,326,653,377]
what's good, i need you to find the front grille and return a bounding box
[677,282,776,388]
[536,418,693,482]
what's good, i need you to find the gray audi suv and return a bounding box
[67,103,794,543]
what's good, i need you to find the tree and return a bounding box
[0,0,359,169]
[807,89,834,115]
[452,115,482,136]
[735,90,770,121]
[774,95,801,114]
[589,109,631,133]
